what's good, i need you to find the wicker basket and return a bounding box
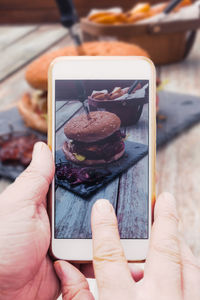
[81,17,200,65]
[88,95,148,126]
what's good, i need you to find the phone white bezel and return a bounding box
[48,57,156,262]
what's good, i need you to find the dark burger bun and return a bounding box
[26,41,149,90]
[64,111,121,143]
[63,142,125,165]
[18,93,47,133]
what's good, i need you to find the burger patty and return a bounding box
[69,130,125,160]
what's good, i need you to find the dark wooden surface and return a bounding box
[55,100,148,239]
[0,0,59,24]
[0,25,200,257]
[0,0,168,24]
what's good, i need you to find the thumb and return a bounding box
[145,193,181,297]
[3,142,54,206]
[91,199,134,297]
[54,261,94,300]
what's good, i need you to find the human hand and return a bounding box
[0,142,60,300]
[54,193,200,300]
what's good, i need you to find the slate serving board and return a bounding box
[157,91,200,147]
[0,108,46,180]
[56,141,148,197]
[1,90,200,181]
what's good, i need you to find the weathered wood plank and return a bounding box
[157,31,200,258]
[0,25,68,82]
[55,177,119,238]
[56,100,67,112]
[56,101,82,131]
[159,32,200,97]
[55,102,83,150]
[0,25,38,50]
[117,105,148,238]
[0,70,33,109]
[0,29,72,109]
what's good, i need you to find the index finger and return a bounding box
[91,199,134,296]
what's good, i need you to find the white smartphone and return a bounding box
[48,57,156,262]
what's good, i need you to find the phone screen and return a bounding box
[54,79,149,240]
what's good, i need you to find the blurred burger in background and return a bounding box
[18,40,149,133]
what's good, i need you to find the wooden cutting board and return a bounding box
[0,90,200,180]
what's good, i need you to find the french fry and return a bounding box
[89,12,113,21]
[92,13,126,25]
[92,14,117,24]
[125,2,152,23]
[110,92,124,100]
[111,87,122,94]
[93,93,108,100]
[129,3,151,14]
[125,11,153,23]
[114,13,127,23]
[109,87,124,100]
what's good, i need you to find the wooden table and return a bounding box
[55,89,148,239]
[0,25,200,257]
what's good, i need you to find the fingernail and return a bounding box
[54,261,63,280]
[95,199,112,213]
[33,142,44,154]
[32,142,46,161]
